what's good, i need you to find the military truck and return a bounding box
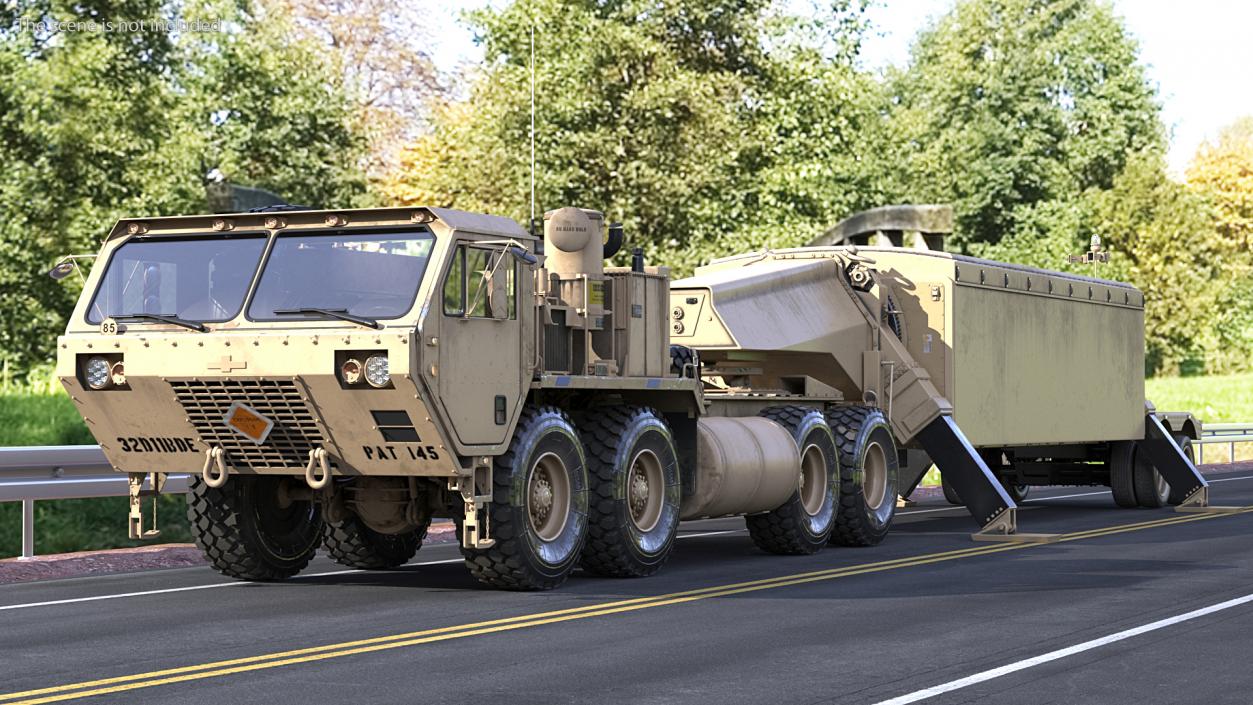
[54,205,1216,590]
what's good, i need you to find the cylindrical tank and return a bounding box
[680,417,800,520]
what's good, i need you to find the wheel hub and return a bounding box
[530,473,554,527]
[630,466,650,522]
[627,449,665,533]
[527,452,571,542]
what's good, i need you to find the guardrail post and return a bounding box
[21,498,35,560]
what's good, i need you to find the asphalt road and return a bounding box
[3,475,1253,705]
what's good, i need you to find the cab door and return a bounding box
[437,243,524,447]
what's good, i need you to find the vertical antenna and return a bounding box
[529,21,536,225]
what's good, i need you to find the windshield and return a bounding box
[249,230,435,321]
[87,235,267,324]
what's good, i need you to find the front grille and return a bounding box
[171,380,327,471]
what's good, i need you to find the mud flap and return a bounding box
[915,416,1056,542]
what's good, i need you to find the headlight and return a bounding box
[84,357,112,390]
[110,361,126,387]
[364,354,390,388]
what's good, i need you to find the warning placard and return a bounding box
[222,402,275,445]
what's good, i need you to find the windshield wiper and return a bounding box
[272,307,381,330]
[113,313,206,332]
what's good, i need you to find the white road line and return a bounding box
[3,475,1247,613]
[0,558,465,613]
[872,591,1253,705]
[899,474,1253,516]
[0,530,741,613]
[677,530,741,539]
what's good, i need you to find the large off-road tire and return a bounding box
[826,406,899,547]
[187,475,322,581]
[670,345,699,378]
[322,514,427,570]
[1109,441,1138,508]
[745,406,838,555]
[579,406,681,577]
[462,406,589,590]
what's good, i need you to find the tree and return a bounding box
[279,0,442,178]
[1182,118,1253,371]
[383,0,881,274]
[880,0,1164,252]
[0,0,368,379]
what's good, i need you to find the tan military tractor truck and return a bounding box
[54,204,1215,590]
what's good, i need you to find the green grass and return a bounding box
[1145,372,1253,424]
[0,392,95,446]
[0,391,191,559]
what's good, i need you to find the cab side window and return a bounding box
[443,244,517,319]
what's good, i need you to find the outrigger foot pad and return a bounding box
[1174,487,1243,515]
[968,507,1060,543]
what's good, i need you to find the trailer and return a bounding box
[53,204,1219,590]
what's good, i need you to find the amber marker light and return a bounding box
[110,361,126,387]
[341,358,364,386]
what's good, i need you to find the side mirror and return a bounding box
[47,254,97,282]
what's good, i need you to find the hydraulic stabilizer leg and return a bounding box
[1137,413,1240,514]
[915,415,1059,543]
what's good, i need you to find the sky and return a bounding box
[426,1,1253,176]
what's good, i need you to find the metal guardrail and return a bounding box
[0,446,188,560]
[2,423,1251,560]
[1195,423,1253,464]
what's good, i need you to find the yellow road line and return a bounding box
[4,507,1249,705]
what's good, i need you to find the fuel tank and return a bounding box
[680,416,800,520]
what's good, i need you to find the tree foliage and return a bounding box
[1182,119,1253,371]
[880,0,1164,252]
[383,0,883,273]
[0,0,367,377]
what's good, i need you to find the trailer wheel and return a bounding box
[670,345,700,378]
[462,406,589,590]
[939,475,1027,505]
[579,406,681,577]
[1109,441,1138,508]
[1135,433,1195,508]
[322,514,426,570]
[1166,434,1196,505]
[745,407,838,555]
[826,406,898,546]
[187,475,322,581]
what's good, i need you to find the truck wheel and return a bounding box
[826,406,899,547]
[322,514,426,570]
[579,406,681,577]
[462,406,589,590]
[670,345,699,378]
[746,406,838,555]
[187,475,322,581]
[1109,441,1138,508]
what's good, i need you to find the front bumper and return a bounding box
[56,330,460,478]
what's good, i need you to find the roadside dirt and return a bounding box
[0,521,458,585]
